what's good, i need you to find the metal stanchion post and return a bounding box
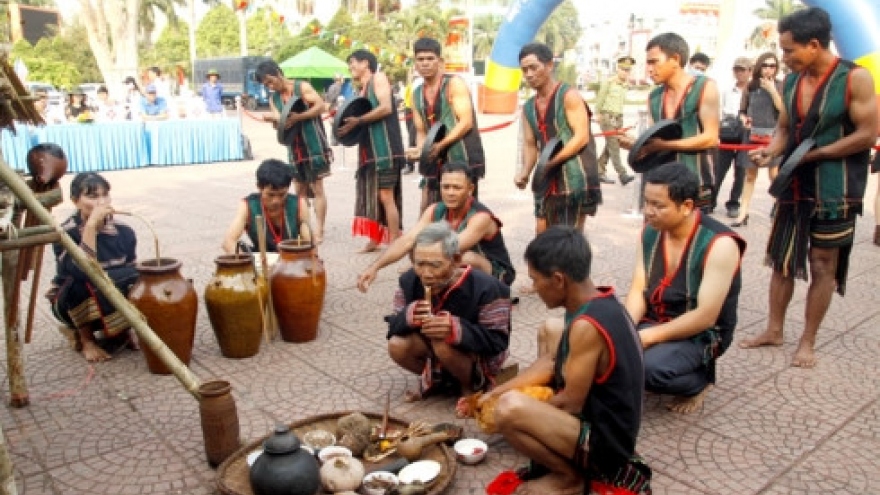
[235,95,242,124]
[336,96,347,171]
[623,109,649,219]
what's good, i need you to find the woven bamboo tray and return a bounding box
[217,411,457,495]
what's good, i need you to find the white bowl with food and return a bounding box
[453,438,488,465]
[317,445,352,464]
[361,471,399,495]
[302,429,336,451]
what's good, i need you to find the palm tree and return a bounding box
[535,0,580,56]
[140,0,186,46]
[472,14,501,61]
[752,0,803,21]
[748,0,803,49]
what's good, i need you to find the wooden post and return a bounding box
[0,161,203,401]
[0,425,17,495]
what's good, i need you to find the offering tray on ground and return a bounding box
[217,411,457,495]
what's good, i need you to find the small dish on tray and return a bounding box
[398,459,442,484]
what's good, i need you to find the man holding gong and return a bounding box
[256,60,333,244]
[408,38,485,213]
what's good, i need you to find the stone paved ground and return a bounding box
[1,111,879,495]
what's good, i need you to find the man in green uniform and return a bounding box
[740,7,877,368]
[594,55,636,185]
[256,60,332,244]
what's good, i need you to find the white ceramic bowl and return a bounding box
[453,438,488,465]
[317,445,352,464]
[301,429,336,450]
[362,471,399,495]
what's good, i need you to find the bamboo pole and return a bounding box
[0,161,202,400]
[0,425,18,495]
[0,232,60,252]
[2,249,28,407]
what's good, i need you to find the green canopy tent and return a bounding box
[279,46,349,79]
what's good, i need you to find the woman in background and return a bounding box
[731,51,783,227]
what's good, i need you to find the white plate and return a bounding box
[246,449,263,466]
[397,460,442,484]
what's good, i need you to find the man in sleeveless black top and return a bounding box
[482,227,651,495]
[357,162,514,292]
[626,163,745,414]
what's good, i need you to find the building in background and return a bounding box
[8,3,61,45]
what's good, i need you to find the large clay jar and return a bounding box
[270,240,326,343]
[198,380,241,467]
[128,257,198,375]
[249,424,321,495]
[204,254,266,358]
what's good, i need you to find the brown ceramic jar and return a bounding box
[198,380,240,467]
[270,240,326,343]
[204,254,266,358]
[128,257,198,375]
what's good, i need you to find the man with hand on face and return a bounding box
[357,161,514,292]
[256,60,333,244]
[385,221,512,405]
[408,37,485,213]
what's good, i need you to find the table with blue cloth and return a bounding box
[35,121,150,173]
[145,118,243,166]
[0,125,36,172]
[0,119,245,172]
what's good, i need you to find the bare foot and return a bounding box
[404,388,425,403]
[357,242,379,254]
[791,342,817,368]
[739,330,784,348]
[80,341,112,363]
[667,385,712,414]
[126,329,140,351]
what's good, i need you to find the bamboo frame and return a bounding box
[0,160,202,400]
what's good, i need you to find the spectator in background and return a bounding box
[595,55,636,186]
[688,52,711,76]
[200,69,224,118]
[93,86,120,122]
[122,76,143,121]
[713,56,752,219]
[66,90,91,122]
[140,84,169,121]
[730,51,784,228]
[324,73,344,145]
[146,66,170,99]
[33,90,64,124]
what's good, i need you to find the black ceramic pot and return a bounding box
[249,425,321,495]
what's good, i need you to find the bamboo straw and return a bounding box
[0,161,202,400]
[113,211,159,265]
[255,215,272,344]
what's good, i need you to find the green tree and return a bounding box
[195,4,240,58]
[142,22,191,75]
[11,21,102,88]
[535,0,581,56]
[246,7,293,56]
